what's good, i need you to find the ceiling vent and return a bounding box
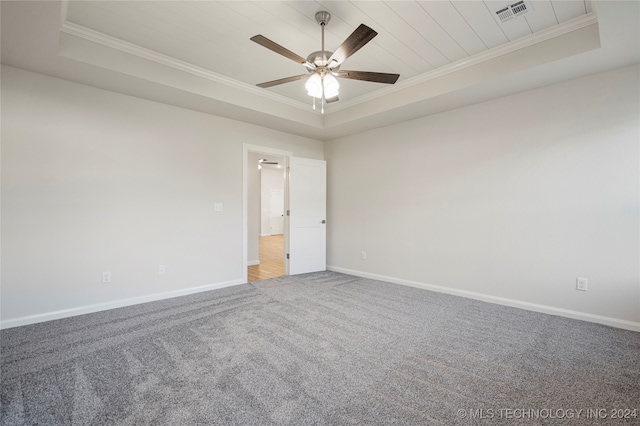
[496,1,529,22]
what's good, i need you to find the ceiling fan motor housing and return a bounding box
[306,51,339,74]
[310,11,337,75]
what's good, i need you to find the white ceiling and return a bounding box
[2,1,639,141]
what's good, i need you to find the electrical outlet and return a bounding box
[102,271,111,283]
[159,265,166,276]
[361,251,367,260]
[576,277,588,291]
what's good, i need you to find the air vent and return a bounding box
[496,1,529,23]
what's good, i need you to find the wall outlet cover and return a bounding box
[576,277,588,291]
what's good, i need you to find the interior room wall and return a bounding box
[247,152,261,265]
[325,64,640,328]
[1,65,323,326]
[260,167,286,236]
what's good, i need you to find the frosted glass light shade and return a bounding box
[306,74,323,98]
[323,74,339,98]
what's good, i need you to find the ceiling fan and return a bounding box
[258,158,280,169]
[250,11,400,113]
[258,158,278,165]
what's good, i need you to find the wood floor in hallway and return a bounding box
[248,234,284,282]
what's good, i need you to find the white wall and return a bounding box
[1,66,323,325]
[260,168,286,236]
[4,64,639,330]
[325,64,640,328]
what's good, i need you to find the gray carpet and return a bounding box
[1,271,639,425]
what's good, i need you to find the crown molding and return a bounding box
[58,20,310,111]
[328,12,599,113]
[58,6,598,120]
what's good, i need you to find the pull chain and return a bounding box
[321,76,325,114]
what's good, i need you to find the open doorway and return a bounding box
[243,145,291,283]
[249,154,286,282]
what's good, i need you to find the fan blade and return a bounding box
[250,35,308,65]
[328,24,377,67]
[257,74,309,88]
[326,95,339,103]
[335,70,400,84]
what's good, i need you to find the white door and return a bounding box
[288,157,326,275]
[269,189,284,235]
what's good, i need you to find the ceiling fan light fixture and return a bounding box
[306,73,339,101]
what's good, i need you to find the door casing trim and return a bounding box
[242,144,292,283]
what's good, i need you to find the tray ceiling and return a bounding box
[2,1,639,140]
[62,0,591,106]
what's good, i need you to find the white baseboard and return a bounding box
[247,260,260,266]
[0,278,245,330]
[327,266,640,332]
[260,233,271,237]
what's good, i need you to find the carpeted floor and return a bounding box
[1,271,639,425]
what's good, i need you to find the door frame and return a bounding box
[242,144,292,283]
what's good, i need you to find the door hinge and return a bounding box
[286,253,290,260]
[286,210,290,216]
